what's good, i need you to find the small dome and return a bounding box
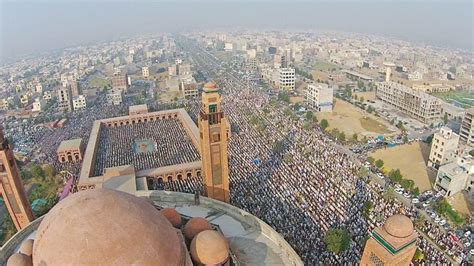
[160,208,182,227]
[183,217,212,239]
[384,214,414,238]
[191,230,229,265]
[33,189,181,265]
[19,239,34,256]
[203,82,218,92]
[7,253,32,266]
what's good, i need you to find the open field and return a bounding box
[312,60,341,72]
[88,77,110,88]
[369,142,434,192]
[353,91,376,101]
[316,99,397,138]
[290,96,305,104]
[447,192,473,217]
[432,90,474,109]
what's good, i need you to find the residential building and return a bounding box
[412,83,454,93]
[32,98,44,112]
[142,67,149,78]
[57,86,72,112]
[180,80,198,99]
[279,68,295,90]
[20,95,28,106]
[43,91,52,101]
[0,99,9,110]
[434,154,474,196]
[376,82,442,123]
[306,83,333,112]
[177,63,191,76]
[407,71,423,81]
[428,127,459,169]
[72,95,87,111]
[111,72,129,92]
[168,65,177,76]
[106,88,123,105]
[459,108,474,148]
[35,83,43,93]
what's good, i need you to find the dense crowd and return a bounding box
[93,119,199,176]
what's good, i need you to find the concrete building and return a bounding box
[57,138,84,163]
[177,63,191,76]
[142,66,149,78]
[111,72,129,92]
[412,83,454,93]
[434,154,474,196]
[428,127,459,169]
[306,83,333,112]
[168,65,177,76]
[180,80,198,99]
[407,71,423,81]
[360,214,417,265]
[106,88,123,105]
[0,126,35,230]
[0,99,8,110]
[72,95,87,111]
[376,82,442,124]
[32,98,44,112]
[278,68,295,91]
[57,86,72,112]
[199,82,231,203]
[459,108,474,148]
[20,94,29,106]
[43,91,52,101]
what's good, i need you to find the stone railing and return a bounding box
[0,217,43,264]
[138,190,303,266]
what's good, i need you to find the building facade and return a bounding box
[111,72,129,92]
[428,127,459,169]
[106,88,123,105]
[142,67,149,78]
[72,95,87,111]
[459,108,474,148]
[434,154,474,196]
[0,126,34,230]
[198,82,230,203]
[306,83,333,112]
[279,68,295,91]
[57,86,72,112]
[376,82,442,123]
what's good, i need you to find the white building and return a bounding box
[408,71,423,81]
[106,88,123,105]
[72,95,87,111]
[35,83,43,93]
[306,83,333,112]
[32,98,44,112]
[459,108,474,148]
[43,91,52,101]
[278,68,295,91]
[0,99,9,110]
[376,82,442,123]
[142,67,149,78]
[428,127,459,169]
[224,43,233,51]
[434,154,474,197]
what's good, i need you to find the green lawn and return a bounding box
[432,90,474,109]
[313,60,341,72]
[88,77,110,88]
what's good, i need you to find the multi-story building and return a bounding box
[376,82,442,123]
[111,72,129,92]
[459,108,474,148]
[106,88,123,105]
[20,94,29,106]
[278,68,295,91]
[177,63,191,76]
[43,91,52,101]
[32,98,44,112]
[180,80,198,99]
[142,67,149,78]
[434,154,474,196]
[428,127,459,169]
[168,65,177,76]
[306,83,333,112]
[57,86,72,112]
[72,95,87,111]
[0,99,9,110]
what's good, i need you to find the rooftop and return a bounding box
[56,138,82,152]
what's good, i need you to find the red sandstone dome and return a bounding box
[383,214,414,238]
[32,189,182,265]
[183,217,212,239]
[190,230,229,265]
[160,208,182,228]
[203,81,218,92]
[7,253,32,266]
[19,239,34,257]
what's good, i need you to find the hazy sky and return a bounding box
[1,0,473,63]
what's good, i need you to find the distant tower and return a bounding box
[198,82,230,203]
[0,126,34,230]
[383,62,395,82]
[360,214,417,266]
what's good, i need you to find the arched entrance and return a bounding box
[187,172,192,178]
[177,174,182,181]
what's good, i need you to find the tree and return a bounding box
[360,96,365,103]
[366,106,373,113]
[320,119,329,130]
[411,187,420,197]
[363,201,374,219]
[413,248,424,263]
[470,149,474,157]
[31,164,45,180]
[388,169,402,183]
[357,80,364,89]
[339,132,346,142]
[443,113,448,125]
[305,111,314,121]
[375,159,384,169]
[20,170,32,181]
[352,133,358,142]
[354,94,358,101]
[367,157,375,164]
[324,228,351,254]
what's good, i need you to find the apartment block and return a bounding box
[428,127,459,169]
[376,82,442,123]
[279,68,295,91]
[306,83,333,112]
[459,108,474,148]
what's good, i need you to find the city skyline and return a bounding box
[1,0,473,63]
